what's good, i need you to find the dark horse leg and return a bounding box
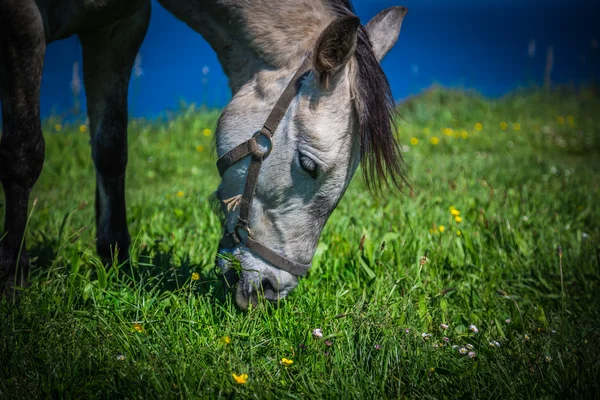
[0,1,46,293]
[78,3,150,264]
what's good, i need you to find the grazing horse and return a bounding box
[0,0,407,309]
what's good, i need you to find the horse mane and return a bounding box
[330,0,406,192]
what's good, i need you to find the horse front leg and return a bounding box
[78,2,150,264]
[0,0,46,294]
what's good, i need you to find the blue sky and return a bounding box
[38,0,599,118]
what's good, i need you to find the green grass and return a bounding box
[1,87,599,398]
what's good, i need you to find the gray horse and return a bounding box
[0,0,407,309]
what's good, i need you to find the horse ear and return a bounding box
[365,6,407,62]
[313,16,360,89]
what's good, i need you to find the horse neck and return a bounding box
[158,0,336,93]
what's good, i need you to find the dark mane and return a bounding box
[330,0,406,192]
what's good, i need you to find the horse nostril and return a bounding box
[260,278,278,298]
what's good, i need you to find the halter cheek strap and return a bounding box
[216,57,313,277]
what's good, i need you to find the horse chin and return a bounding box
[217,246,297,310]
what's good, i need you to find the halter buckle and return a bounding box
[234,223,252,242]
[252,130,273,158]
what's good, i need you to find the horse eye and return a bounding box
[299,153,318,179]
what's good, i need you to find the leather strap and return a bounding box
[217,57,313,278]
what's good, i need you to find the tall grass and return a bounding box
[1,87,599,398]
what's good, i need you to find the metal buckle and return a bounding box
[234,223,251,242]
[252,130,273,158]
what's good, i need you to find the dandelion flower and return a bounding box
[459,347,468,355]
[443,127,454,136]
[450,209,460,216]
[469,324,478,333]
[430,136,439,145]
[191,272,200,281]
[567,115,574,125]
[468,351,477,358]
[513,122,521,131]
[429,367,435,373]
[54,123,62,132]
[556,116,565,125]
[79,124,87,133]
[221,336,231,345]
[454,216,462,223]
[203,128,212,136]
[456,230,462,236]
[410,137,419,146]
[438,225,445,233]
[440,323,449,330]
[232,373,248,385]
[312,328,323,339]
[281,358,293,366]
[133,323,144,333]
[474,122,483,131]
[196,145,205,153]
[176,191,185,198]
[461,130,469,139]
[499,122,508,130]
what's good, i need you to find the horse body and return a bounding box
[0,0,406,308]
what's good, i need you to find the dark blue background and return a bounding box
[40,0,599,118]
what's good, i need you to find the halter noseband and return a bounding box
[216,57,313,278]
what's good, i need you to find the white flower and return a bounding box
[312,328,323,339]
[582,232,589,239]
[505,319,511,324]
[440,323,449,330]
[493,341,501,347]
[545,355,552,363]
[466,344,474,350]
[452,345,459,350]
[459,347,468,355]
[469,324,479,333]
[116,354,125,361]
[421,333,432,341]
[524,334,530,341]
[468,351,477,358]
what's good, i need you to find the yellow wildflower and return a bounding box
[455,216,462,223]
[513,122,521,131]
[461,130,469,139]
[430,137,439,145]
[221,336,231,345]
[191,272,200,281]
[443,128,453,136]
[196,145,205,153]
[451,209,460,216]
[54,123,62,132]
[79,124,87,133]
[203,128,212,137]
[556,116,565,125]
[438,225,445,233]
[499,121,508,130]
[133,323,144,333]
[567,115,574,125]
[176,191,184,198]
[410,137,419,146]
[474,122,483,131]
[232,373,248,385]
[456,230,462,236]
[281,358,294,366]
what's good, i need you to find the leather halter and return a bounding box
[217,57,313,278]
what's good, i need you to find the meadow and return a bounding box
[1,86,599,398]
